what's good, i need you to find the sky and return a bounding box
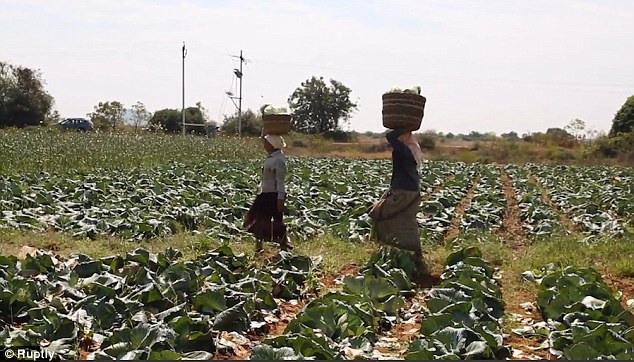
[1,0,633,135]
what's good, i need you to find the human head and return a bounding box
[262,134,286,153]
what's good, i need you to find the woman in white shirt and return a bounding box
[244,134,293,252]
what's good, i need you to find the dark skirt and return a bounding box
[244,192,287,242]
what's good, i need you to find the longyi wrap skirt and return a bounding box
[368,188,422,253]
[244,192,287,242]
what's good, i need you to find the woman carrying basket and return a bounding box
[244,134,293,252]
[368,128,423,260]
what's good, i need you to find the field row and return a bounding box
[2,244,632,360]
[1,160,633,241]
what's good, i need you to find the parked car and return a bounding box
[58,118,94,131]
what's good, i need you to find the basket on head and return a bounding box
[382,93,426,131]
[262,114,292,135]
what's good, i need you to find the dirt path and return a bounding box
[488,169,549,361]
[499,169,529,247]
[387,294,426,359]
[527,174,577,233]
[498,253,552,360]
[444,177,481,243]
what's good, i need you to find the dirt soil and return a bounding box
[527,174,577,233]
[444,177,481,242]
[603,275,634,310]
[499,169,530,247]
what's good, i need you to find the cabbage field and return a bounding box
[1,158,632,242]
[1,131,633,360]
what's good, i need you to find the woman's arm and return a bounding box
[274,158,286,196]
[386,128,406,146]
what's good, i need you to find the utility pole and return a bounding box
[182,41,187,136]
[231,50,244,137]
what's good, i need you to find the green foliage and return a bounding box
[260,246,424,359]
[148,108,180,133]
[505,164,564,237]
[523,128,576,148]
[288,76,357,134]
[406,247,511,360]
[87,101,126,131]
[220,109,262,136]
[0,131,632,242]
[0,247,317,359]
[250,345,305,360]
[321,130,357,142]
[260,104,288,115]
[0,129,261,174]
[527,163,632,235]
[384,86,421,95]
[593,132,634,159]
[148,106,206,134]
[501,131,519,140]
[0,60,54,128]
[416,133,436,151]
[609,95,634,137]
[525,264,634,359]
[129,101,152,131]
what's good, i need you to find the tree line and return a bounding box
[1,59,632,157]
[0,59,358,136]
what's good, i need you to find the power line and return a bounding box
[229,50,245,137]
[247,56,633,89]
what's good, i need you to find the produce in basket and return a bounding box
[260,104,289,115]
[261,104,292,135]
[384,86,422,95]
[382,86,426,131]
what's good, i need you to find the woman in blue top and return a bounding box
[368,128,423,260]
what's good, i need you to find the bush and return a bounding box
[416,133,436,151]
[292,139,307,148]
[547,145,577,162]
[220,109,262,137]
[592,132,634,158]
[322,130,357,143]
[362,143,390,153]
[457,151,477,163]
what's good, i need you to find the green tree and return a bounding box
[609,95,634,137]
[130,101,152,132]
[288,76,357,134]
[195,101,216,127]
[0,61,55,128]
[87,101,126,131]
[220,109,262,136]
[148,109,180,133]
[148,105,207,134]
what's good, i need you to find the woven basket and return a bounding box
[262,114,292,135]
[382,93,426,131]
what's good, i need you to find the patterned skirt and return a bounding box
[368,188,422,253]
